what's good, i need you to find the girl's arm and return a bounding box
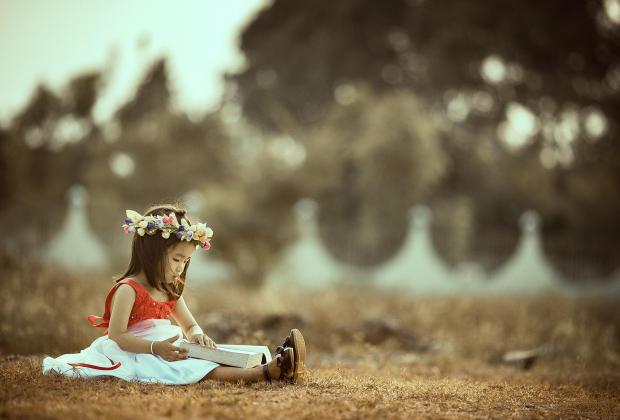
[169,296,199,334]
[107,284,188,361]
[170,296,217,348]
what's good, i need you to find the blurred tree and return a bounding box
[1,72,104,255]
[12,86,61,129]
[66,72,101,119]
[300,88,447,265]
[116,58,171,127]
[0,128,12,211]
[96,58,235,202]
[233,0,618,131]
[230,0,620,278]
[1,57,246,270]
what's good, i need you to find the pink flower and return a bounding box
[123,225,129,234]
[202,241,211,251]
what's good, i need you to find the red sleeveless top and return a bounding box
[88,278,177,331]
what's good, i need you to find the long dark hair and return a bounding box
[116,203,194,299]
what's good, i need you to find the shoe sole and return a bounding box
[283,347,295,381]
[290,329,306,383]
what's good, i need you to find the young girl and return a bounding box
[43,204,306,384]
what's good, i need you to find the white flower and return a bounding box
[137,228,146,236]
[204,227,214,238]
[162,231,170,239]
[126,210,142,221]
[138,220,148,229]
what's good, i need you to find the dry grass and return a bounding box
[1,255,620,418]
[2,356,619,419]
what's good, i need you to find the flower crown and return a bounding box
[121,209,213,250]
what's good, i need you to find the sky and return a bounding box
[0,0,268,125]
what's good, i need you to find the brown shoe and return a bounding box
[276,329,306,383]
[263,347,295,383]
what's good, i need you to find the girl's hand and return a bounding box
[153,335,189,362]
[189,332,217,349]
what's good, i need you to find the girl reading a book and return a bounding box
[43,204,305,385]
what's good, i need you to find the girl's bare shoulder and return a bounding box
[110,282,137,308]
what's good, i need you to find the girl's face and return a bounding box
[164,241,196,285]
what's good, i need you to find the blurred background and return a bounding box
[1,0,619,370]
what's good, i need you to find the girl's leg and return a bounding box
[201,357,282,383]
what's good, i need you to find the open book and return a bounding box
[179,342,264,368]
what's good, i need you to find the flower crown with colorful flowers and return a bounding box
[121,209,213,251]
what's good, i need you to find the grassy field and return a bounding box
[1,256,619,418]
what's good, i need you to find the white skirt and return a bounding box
[42,319,272,385]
